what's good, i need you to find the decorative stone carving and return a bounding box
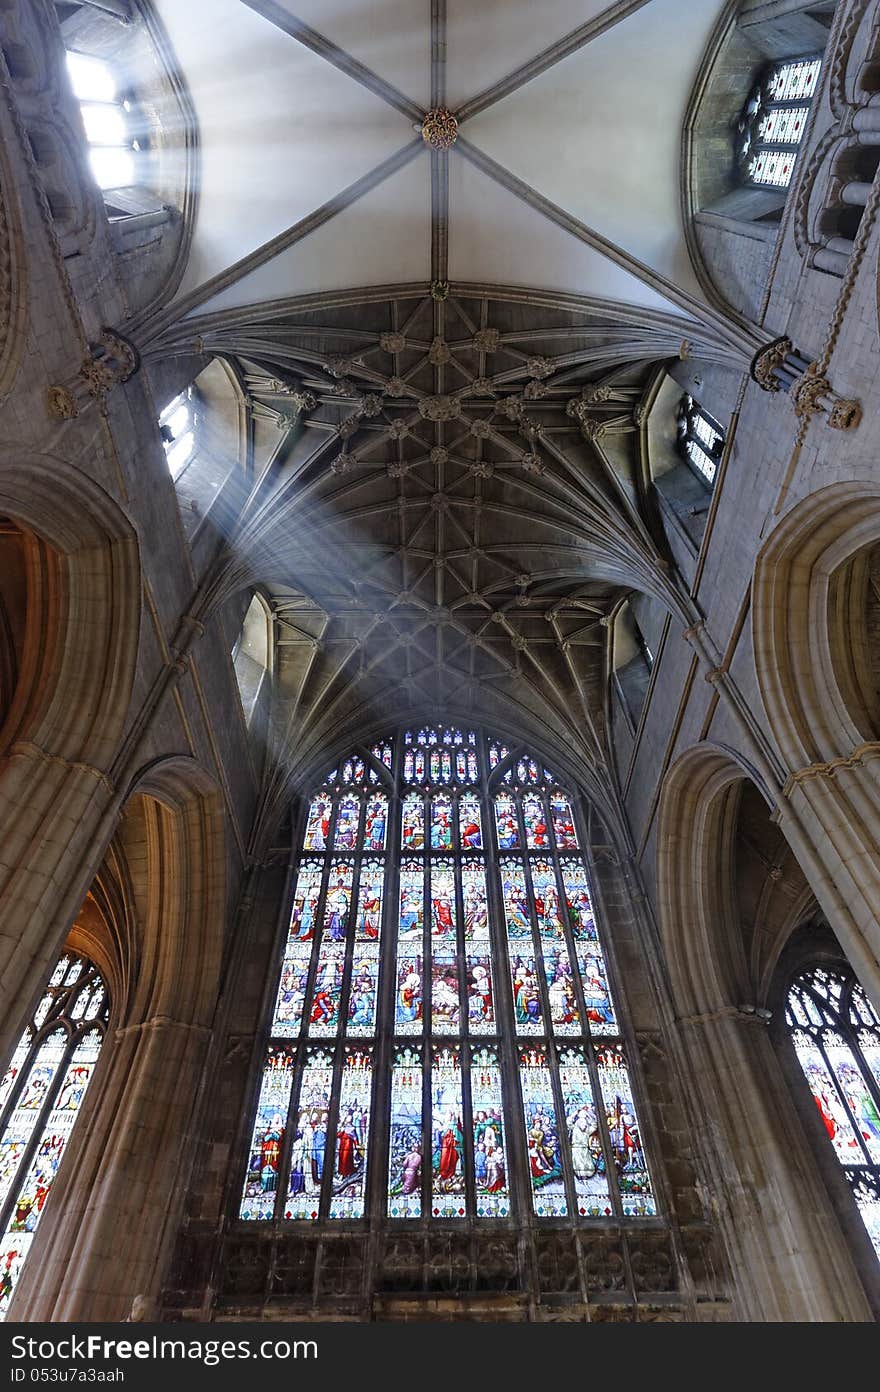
[472,328,501,353]
[468,418,492,439]
[470,376,495,395]
[430,446,449,466]
[495,395,524,420]
[521,452,545,475]
[526,356,554,379]
[379,332,407,354]
[430,279,450,301]
[421,107,459,151]
[523,380,548,400]
[387,460,410,478]
[789,362,863,430]
[470,460,494,478]
[428,336,451,365]
[338,414,360,439]
[359,393,383,417]
[330,451,352,475]
[387,419,410,439]
[331,378,356,396]
[385,376,407,396]
[418,394,462,421]
[47,327,140,419]
[326,355,356,378]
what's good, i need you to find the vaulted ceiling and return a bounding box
[145,0,736,801]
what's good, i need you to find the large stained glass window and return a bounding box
[786,965,880,1262]
[0,952,109,1319]
[240,727,655,1228]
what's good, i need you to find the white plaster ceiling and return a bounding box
[152,0,728,316]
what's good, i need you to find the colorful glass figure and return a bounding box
[322,862,353,943]
[594,1045,656,1216]
[578,947,618,1035]
[466,952,495,1035]
[510,950,543,1034]
[530,861,565,938]
[432,1047,466,1218]
[559,1049,610,1215]
[550,793,578,849]
[364,794,388,852]
[520,1048,567,1217]
[430,795,453,850]
[499,860,531,939]
[560,860,597,940]
[523,793,550,850]
[494,792,520,850]
[334,796,360,852]
[388,1048,422,1218]
[304,796,332,851]
[285,1050,333,1220]
[354,861,384,941]
[288,861,322,943]
[459,793,483,850]
[431,949,461,1034]
[402,792,425,850]
[461,861,489,939]
[398,862,424,941]
[395,953,423,1035]
[544,945,580,1035]
[241,1045,295,1220]
[329,1050,372,1219]
[348,948,379,1036]
[472,1047,509,1217]
[430,861,458,939]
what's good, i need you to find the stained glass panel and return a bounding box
[550,793,578,849]
[520,1047,567,1216]
[388,1047,422,1217]
[791,1031,865,1163]
[304,796,332,851]
[271,944,311,1037]
[430,794,454,850]
[578,946,618,1036]
[523,793,550,850]
[395,952,423,1035]
[430,860,457,940]
[348,947,379,1036]
[459,793,482,850]
[494,792,520,850]
[499,860,531,939]
[472,1048,509,1217]
[510,949,543,1034]
[364,794,388,852]
[240,1045,295,1219]
[461,862,489,939]
[0,1034,67,1216]
[560,1049,610,1216]
[322,862,353,943]
[402,792,425,849]
[334,796,361,852]
[354,861,383,941]
[530,860,565,938]
[594,1045,656,1215]
[329,1049,372,1219]
[544,944,580,1035]
[431,949,460,1034]
[285,1050,333,1220]
[560,860,597,940]
[466,951,495,1035]
[431,1047,466,1218]
[398,862,424,942]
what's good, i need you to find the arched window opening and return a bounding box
[65,49,139,195]
[0,952,109,1319]
[239,728,655,1229]
[675,394,725,490]
[737,56,822,191]
[233,594,272,726]
[159,387,196,482]
[786,964,880,1263]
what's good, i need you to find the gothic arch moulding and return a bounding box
[9,756,226,1321]
[753,480,880,773]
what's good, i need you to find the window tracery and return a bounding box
[675,394,725,489]
[737,56,822,190]
[240,727,655,1229]
[786,964,880,1261]
[0,952,108,1319]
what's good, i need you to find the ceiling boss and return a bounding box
[421,106,459,151]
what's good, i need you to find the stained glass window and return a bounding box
[786,965,880,1262]
[737,56,821,190]
[241,731,655,1228]
[0,952,109,1319]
